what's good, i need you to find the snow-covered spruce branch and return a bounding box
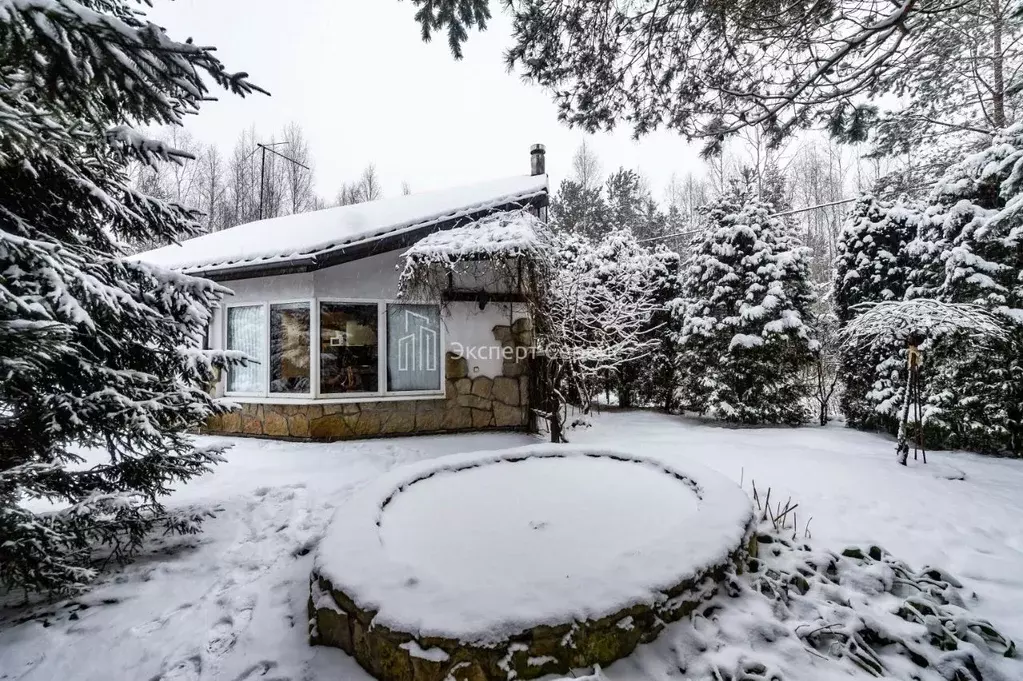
[1,0,261,594]
[842,299,1010,349]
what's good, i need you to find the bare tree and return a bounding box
[225,126,260,228]
[401,180,412,196]
[359,164,382,202]
[257,134,288,220]
[336,163,383,206]
[788,138,852,282]
[196,145,226,232]
[666,172,709,226]
[336,182,361,206]
[571,140,603,190]
[806,284,841,427]
[281,122,315,215]
[535,243,661,442]
[163,127,203,208]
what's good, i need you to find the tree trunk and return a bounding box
[992,0,1007,128]
[896,362,913,465]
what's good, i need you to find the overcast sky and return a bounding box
[148,0,708,202]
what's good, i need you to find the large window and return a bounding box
[226,305,265,393]
[270,302,311,394]
[319,302,379,394]
[223,299,444,399]
[387,304,441,392]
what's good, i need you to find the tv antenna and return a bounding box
[247,141,311,220]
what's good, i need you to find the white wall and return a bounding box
[208,250,529,395]
[442,302,529,378]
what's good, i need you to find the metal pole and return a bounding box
[258,144,266,221]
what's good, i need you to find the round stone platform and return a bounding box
[309,446,753,681]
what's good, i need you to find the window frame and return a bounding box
[315,297,385,400]
[222,297,446,401]
[384,302,446,396]
[224,301,269,398]
[267,298,315,397]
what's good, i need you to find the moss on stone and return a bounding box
[314,605,353,654]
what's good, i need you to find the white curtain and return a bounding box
[227,305,265,393]
[387,304,441,391]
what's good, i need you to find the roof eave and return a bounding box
[190,194,548,282]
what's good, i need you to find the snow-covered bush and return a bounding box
[573,230,674,410]
[399,212,659,442]
[0,0,261,593]
[538,231,661,440]
[677,186,816,425]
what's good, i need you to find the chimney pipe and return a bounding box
[530,143,546,176]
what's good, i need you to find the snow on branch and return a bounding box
[397,209,553,303]
[401,209,549,264]
[842,299,1009,349]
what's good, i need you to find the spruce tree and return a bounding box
[677,186,815,424]
[914,126,1023,455]
[1,1,262,593]
[833,196,918,432]
[549,178,609,239]
[635,245,684,412]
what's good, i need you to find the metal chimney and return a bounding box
[530,143,546,176]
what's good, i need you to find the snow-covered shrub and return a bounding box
[398,213,659,442]
[700,525,1019,681]
[0,1,261,593]
[677,186,816,425]
[575,230,673,410]
[540,230,661,439]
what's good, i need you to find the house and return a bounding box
[135,146,549,440]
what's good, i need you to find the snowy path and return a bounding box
[2,414,1022,681]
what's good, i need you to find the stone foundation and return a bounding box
[309,550,747,681]
[204,319,532,440]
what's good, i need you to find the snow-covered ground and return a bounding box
[2,412,1022,681]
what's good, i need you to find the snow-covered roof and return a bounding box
[133,174,548,277]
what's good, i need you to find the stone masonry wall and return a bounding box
[203,318,532,440]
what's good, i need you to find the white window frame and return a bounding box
[316,297,386,400]
[224,302,269,398]
[222,297,446,402]
[383,302,447,397]
[267,298,315,398]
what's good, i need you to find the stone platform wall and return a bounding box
[203,319,532,440]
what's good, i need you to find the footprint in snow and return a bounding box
[132,602,194,637]
[206,599,255,658]
[151,655,201,681]
[232,660,288,681]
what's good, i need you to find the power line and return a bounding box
[637,181,936,244]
